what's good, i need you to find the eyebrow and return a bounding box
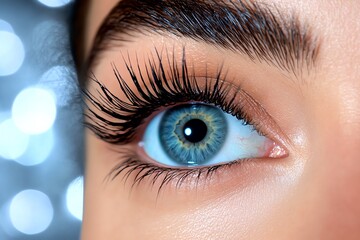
[87,0,320,75]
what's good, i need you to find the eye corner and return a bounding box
[267,142,289,159]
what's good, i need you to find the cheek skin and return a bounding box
[255,79,360,240]
[310,87,360,237]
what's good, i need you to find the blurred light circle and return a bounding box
[37,0,73,7]
[0,31,25,76]
[9,190,54,235]
[15,129,54,166]
[0,119,29,160]
[0,19,14,32]
[39,66,79,107]
[66,176,83,221]
[12,87,56,135]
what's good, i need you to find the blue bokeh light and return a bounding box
[0,31,25,76]
[12,87,57,135]
[1,2,82,239]
[66,176,84,221]
[15,129,55,166]
[37,0,73,8]
[9,190,54,235]
[0,118,29,160]
[0,19,14,33]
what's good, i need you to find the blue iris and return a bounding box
[159,104,227,166]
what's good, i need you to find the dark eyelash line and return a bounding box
[83,48,252,144]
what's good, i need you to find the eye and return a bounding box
[141,103,279,167]
[84,48,290,190]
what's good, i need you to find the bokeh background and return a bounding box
[0,0,83,239]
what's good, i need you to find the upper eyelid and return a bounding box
[87,0,320,80]
[84,47,288,149]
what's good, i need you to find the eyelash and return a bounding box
[106,147,250,195]
[84,49,269,191]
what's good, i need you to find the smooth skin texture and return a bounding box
[81,0,360,239]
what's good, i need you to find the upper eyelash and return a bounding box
[84,48,252,144]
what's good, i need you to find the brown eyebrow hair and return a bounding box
[85,0,320,82]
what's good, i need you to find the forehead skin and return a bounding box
[82,0,360,239]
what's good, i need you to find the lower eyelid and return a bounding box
[106,148,290,200]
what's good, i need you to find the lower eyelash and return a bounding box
[106,147,248,195]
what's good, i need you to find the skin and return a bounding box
[81,0,360,239]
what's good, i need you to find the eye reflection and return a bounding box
[141,103,276,167]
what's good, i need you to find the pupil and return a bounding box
[183,119,207,143]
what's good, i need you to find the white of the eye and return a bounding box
[141,112,182,166]
[205,114,268,166]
